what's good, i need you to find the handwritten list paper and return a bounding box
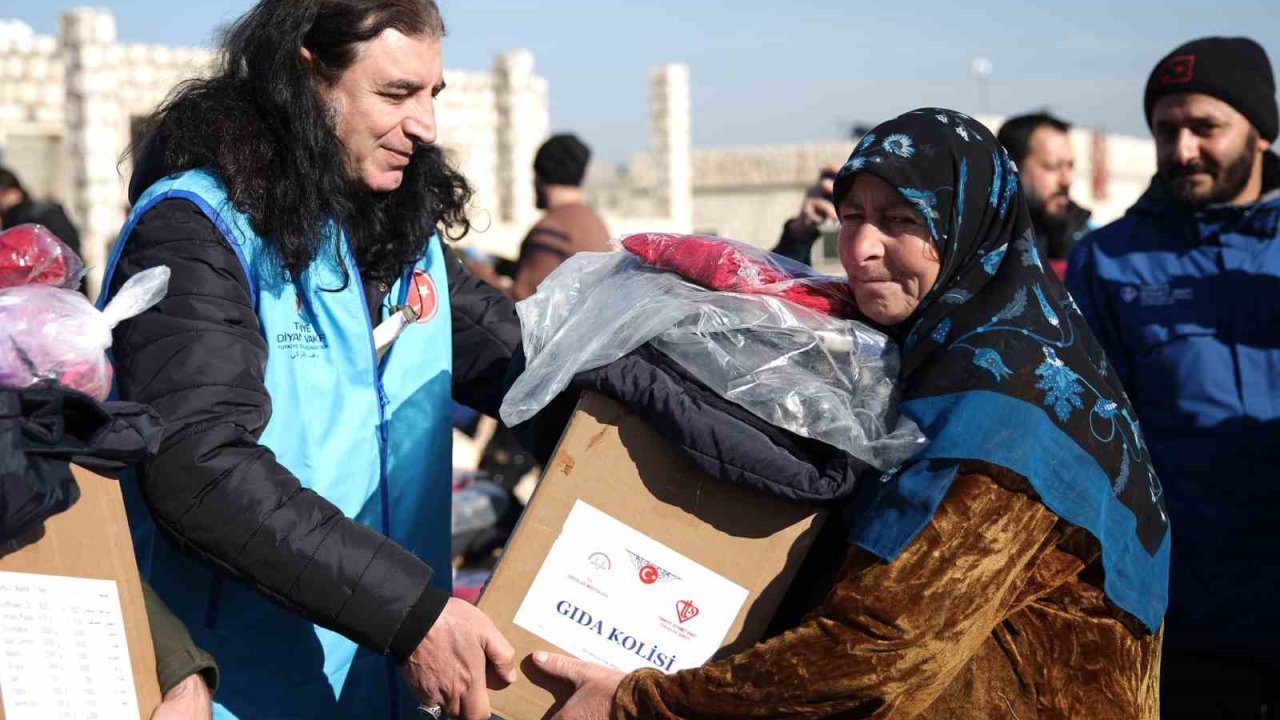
[0,571,140,720]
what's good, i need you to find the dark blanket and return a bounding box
[1,385,162,543]
[520,344,873,505]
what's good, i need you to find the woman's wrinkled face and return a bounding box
[837,173,942,327]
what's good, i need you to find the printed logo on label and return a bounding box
[588,552,612,572]
[1121,284,1193,307]
[675,600,700,624]
[407,269,439,323]
[627,551,680,585]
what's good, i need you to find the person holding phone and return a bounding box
[772,166,841,266]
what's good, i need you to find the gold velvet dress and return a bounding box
[612,462,1161,720]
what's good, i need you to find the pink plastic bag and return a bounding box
[621,232,860,318]
[0,223,86,290]
[0,267,170,399]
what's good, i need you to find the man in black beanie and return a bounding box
[1143,36,1277,208]
[510,133,611,300]
[1068,36,1279,719]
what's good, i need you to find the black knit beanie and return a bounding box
[1144,36,1278,142]
[534,134,591,186]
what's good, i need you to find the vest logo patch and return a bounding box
[1157,55,1195,85]
[277,291,329,359]
[407,269,439,323]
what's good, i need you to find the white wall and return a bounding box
[0,11,560,293]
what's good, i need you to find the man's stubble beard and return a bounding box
[1161,129,1260,209]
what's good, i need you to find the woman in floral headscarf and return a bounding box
[532,109,1168,720]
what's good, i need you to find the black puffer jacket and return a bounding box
[107,190,520,662]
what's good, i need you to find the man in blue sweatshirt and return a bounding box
[1068,36,1279,719]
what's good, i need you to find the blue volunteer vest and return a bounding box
[99,169,454,719]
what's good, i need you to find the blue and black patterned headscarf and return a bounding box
[837,108,1169,632]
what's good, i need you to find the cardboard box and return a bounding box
[0,465,162,719]
[479,392,825,720]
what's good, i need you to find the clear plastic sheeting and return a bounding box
[500,251,925,470]
[0,266,171,400]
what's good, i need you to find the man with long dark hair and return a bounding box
[97,1,520,717]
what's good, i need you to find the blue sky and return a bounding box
[6,0,1279,162]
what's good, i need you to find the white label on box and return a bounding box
[512,500,749,673]
[0,571,140,720]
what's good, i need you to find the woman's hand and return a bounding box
[532,651,625,720]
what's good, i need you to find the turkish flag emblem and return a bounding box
[1157,55,1196,85]
[639,565,659,585]
[675,600,699,624]
[406,269,439,323]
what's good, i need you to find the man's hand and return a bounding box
[532,651,625,720]
[151,673,213,720]
[401,597,517,720]
[787,166,840,237]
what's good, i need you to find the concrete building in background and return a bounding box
[0,11,214,293]
[2,9,1154,291]
[0,9,696,296]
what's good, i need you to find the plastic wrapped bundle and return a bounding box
[0,224,86,290]
[500,249,924,470]
[0,267,170,400]
[621,232,860,318]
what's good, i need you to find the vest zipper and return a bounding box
[345,247,392,533]
[345,236,402,717]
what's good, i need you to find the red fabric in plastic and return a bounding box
[621,232,860,318]
[0,224,103,397]
[0,223,83,290]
